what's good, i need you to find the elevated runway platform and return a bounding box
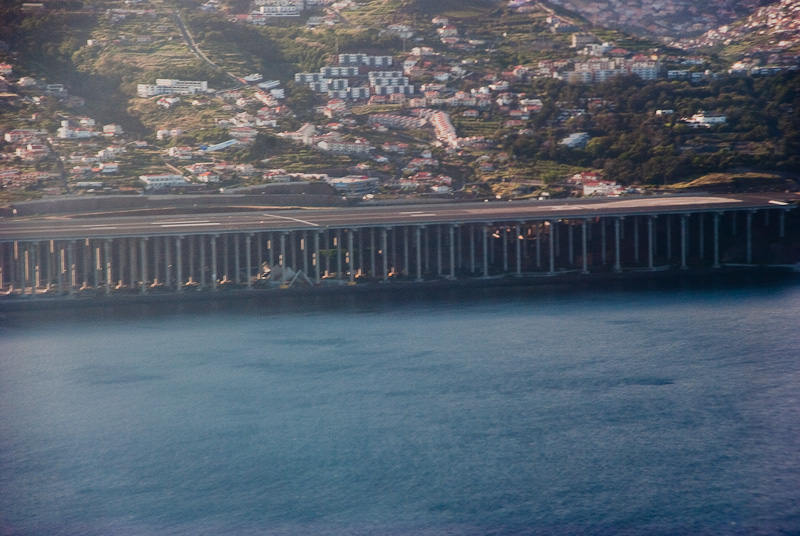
[1,193,797,297]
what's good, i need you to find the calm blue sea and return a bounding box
[1,278,799,535]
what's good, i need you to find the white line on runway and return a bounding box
[262,214,318,227]
[159,223,221,228]
[151,220,210,225]
[87,226,118,230]
[80,224,118,228]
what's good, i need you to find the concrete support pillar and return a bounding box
[47,240,54,290]
[348,229,355,284]
[93,242,100,289]
[140,238,148,293]
[246,233,253,289]
[164,235,171,288]
[548,221,555,275]
[515,223,522,277]
[222,234,229,283]
[450,225,457,280]
[699,213,705,261]
[57,243,65,294]
[731,212,737,237]
[153,237,160,286]
[457,226,463,270]
[470,225,476,274]
[404,227,410,277]
[568,221,574,267]
[713,213,721,269]
[554,221,560,257]
[31,242,39,297]
[634,217,640,264]
[666,215,672,262]
[315,231,322,284]
[416,226,423,282]
[780,210,786,239]
[765,209,770,227]
[370,228,377,278]
[82,239,90,289]
[487,226,493,266]
[601,219,606,266]
[437,225,443,277]
[582,219,589,275]
[614,217,622,273]
[303,231,309,277]
[188,235,195,284]
[257,233,263,275]
[234,234,241,285]
[117,239,125,288]
[502,225,509,273]
[12,242,20,293]
[280,232,287,284]
[382,228,389,282]
[129,238,136,290]
[211,235,218,290]
[175,236,183,293]
[336,230,342,280]
[746,211,753,264]
[482,224,490,278]
[292,231,298,275]
[680,214,688,270]
[200,235,206,288]
[648,216,655,271]
[67,241,76,296]
[536,223,542,268]
[324,231,330,277]
[268,233,275,269]
[423,227,430,274]
[104,239,112,295]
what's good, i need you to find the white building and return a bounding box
[326,175,378,196]
[317,139,373,155]
[139,173,189,189]
[137,79,208,97]
[682,111,727,128]
[559,132,591,148]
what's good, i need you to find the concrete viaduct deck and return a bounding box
[0,193,797,297]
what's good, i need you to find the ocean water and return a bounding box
[1,279,799,535]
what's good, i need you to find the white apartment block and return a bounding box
[137,79,208,97]
[338,54,393,67]
[139,173,189,188]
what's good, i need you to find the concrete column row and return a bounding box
[0,208,793,296]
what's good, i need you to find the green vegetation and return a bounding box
[668,172,795,191]
[503,72,800,186]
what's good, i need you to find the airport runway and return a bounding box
[0,193,795,241]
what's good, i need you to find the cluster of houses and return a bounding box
[232,0,343,25]
[56,118,124,139]
[68,142,126,180]
[672,0,800,66]
[3,129,50,163]
[545,0,759,37]
[563,172,624,197]
[0,167,59,192]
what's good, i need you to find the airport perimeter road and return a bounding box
[0,193,796,241]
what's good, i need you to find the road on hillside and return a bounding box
[169,10,244,88]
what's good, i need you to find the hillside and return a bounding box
[0,0,798,204]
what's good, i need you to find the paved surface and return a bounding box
[1,194,795,241]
